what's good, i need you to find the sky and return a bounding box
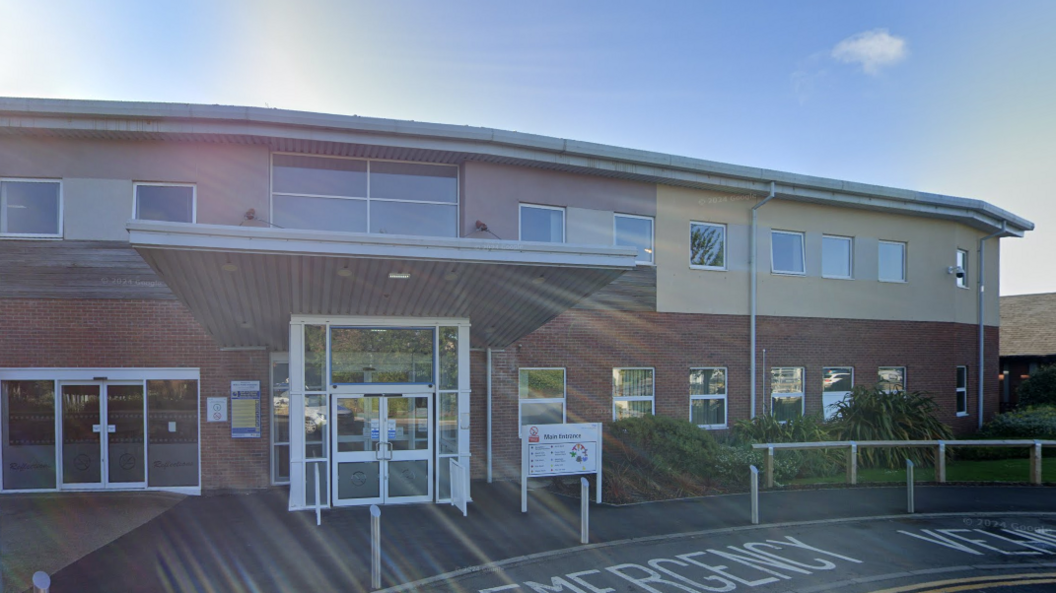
[1,0,1054,295]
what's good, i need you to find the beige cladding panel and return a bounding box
[657,185,1000,325]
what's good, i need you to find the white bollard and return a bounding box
[314,462,322,527]
[32,571,51,593]
[580,477,590,544]
[371,504,382,589]
[906,459,915,514]
[749,465,760,525]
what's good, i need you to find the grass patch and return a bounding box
[791,457,1056,485]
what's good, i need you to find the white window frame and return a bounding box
[770,366,805,420]
[517,367,567,437]
[689,221,727,271]
[0,178,63,239]
[878,240,907,283]
[689,367,727,429]
[133,182,197,223]
[956,365,968,416]
[612,367,656,421]
[518,204,566,243]
[956,249,969,289]
[878,366,907,393]
[822,235,854,280]
[770,230,806,276]
[270,352,290,485]
[614,213,655,265]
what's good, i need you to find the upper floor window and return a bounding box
[771,230,805,275]
[520,204,565,243]
[690,222,726,270]
[135,183,195,223]
[822,235,853,279]
[614,214,654,264]
[956,249,969,289]
[271,155,458,237]
[879,240,906,282]
[1,179,61,238]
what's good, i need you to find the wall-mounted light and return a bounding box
[221,262,238,273]
[389,272,411,279]
[443,271,458,281]
[532,276,546,285]
[337,268,353,277]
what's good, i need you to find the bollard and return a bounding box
[314,462,322,526]
[32,571,51,593]
[847,442,858,485]
[1030,440,1043,485]
[906,459,915,514]
[371,504,382,590]
[936,441,946,484]
[749,465,759,525]
[765,446,774,488]
[580,477,590,544]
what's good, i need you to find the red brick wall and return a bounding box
[472,310,1000,481]
[0,299,271,490]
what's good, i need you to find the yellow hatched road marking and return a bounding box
[868,572,1056,593]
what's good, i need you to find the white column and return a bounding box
[287,322,306,511]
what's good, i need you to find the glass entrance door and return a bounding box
[59,382,146,489]
[332,394,432,506]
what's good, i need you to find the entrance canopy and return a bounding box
[128,221,638,349]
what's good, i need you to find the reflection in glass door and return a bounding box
[106,384,145,486]
[60,382,146,489]
[61,384,103,487]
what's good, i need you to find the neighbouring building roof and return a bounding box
[1001,292,1056,357]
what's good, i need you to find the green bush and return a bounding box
[980,405,1056,439]
[711,444,801,489]
[731,412,833,444]
[1017,366,1056,408]
[830,386,953,468]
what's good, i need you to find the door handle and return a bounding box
[107,425,116,433]
[92,424,102,433]
[381,441,394,460]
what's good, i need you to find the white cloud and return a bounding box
[831,29,908,75]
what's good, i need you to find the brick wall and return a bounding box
[0,299,271,490]
[472,309,1000,481]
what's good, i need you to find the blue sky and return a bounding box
[2,0,1053,294]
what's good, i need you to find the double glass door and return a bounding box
[60,382,145,489]
[332,394,431,505]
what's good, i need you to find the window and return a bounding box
[134,183,195,223]
[520,204,565,243]
[613,368,655,420]
[1,179,61,237]
[519,368,566,435]
[329,327,434,384]
[689,222,726,270]
[878,366,906,392]
[614,214,654,264]
[771,231,805,275]
[956,366,968,416]
[879,241,906,282]
[271,356,290,485]
[271,155,458,237]
[956,249,969,289]
[822,235,853,279]
[690,368,727,428]
[822,367,854,420]
[771,367,805,422]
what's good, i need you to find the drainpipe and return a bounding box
[977,222,1006,430]
[486,347,493,483]
[750,182,777,419]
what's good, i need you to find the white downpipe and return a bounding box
[486,347,493,483]
[977,222,1006,430]
[750,182,777,418]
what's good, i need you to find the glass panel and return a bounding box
[878,367,905,392]
[437,456,453,500]
[439,327,458,390]
[62,385,102,485]
[273,445,290,482]
[306,459,330,505]
[273,195,367,233]
[518,369,565,399]
[147,380,198,487]
[369,201,457,237]
[272,154,367,197]
[336,397,380,453]
[772,396,803,422]
[107,384,145,484]
[956,367,967,389]
[1,380,56,489]
[305,395,328,458]
[823,367,854,392]
[772,232,804,274]
[691,398,725,426]
[690,368,726,396]
[957,392,968,414]
[3,181,60,234]
[614,369,653,398]
[370,161,457,203]
[879,242,905,281]
[614,399,652,420]
[690,223,725,268]
[304,325,326,391]
[615,215,654,264]
[136,185,193,223]
[336,461,378,500]
[272,362,290,444]
[388,397,428,451]
[330,328,434,384]
[771,368,804,394]
[956,251,968,287]
[438,393,458,454]
[388,459,429,498]
[521,206,564,243]
[521,401,564,426]
[822,236,852,278]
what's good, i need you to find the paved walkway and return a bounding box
[12,482,1056,592]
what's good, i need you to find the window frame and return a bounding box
[612,367,656,421]
[822,235,854,280]
[955,365,968,416]
[770,230,806,276]
[878,366,907,393]
[270,352,291,485]
[0,178,63,239]
[689,221,727,271]
[822,366,854,420]
[878,240,907,283]
[770,366,806,421]
[517,367,567,437]
[689,367,728,429]
[519,203,566,243]
[133,182,197,224]
[613,213,655,265]
[956,249,969,289]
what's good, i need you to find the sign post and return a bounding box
[521,423,602,513]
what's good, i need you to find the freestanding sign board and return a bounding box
[521,423,602,512]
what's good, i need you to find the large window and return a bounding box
[771,231,805,275]
[134,183,195,223]
[1,380,56,489]
[518,368,566,435]
[520,204,565,243]
[956,249,969,289]
[771,367,804,422]
[1,179,61,237]
[614,214,654,264]
[822,235,853,279]
[271,357,290,485]
[271,155,458,237]
[690,368,727,429]
[878,366,906,392]
[330,327,434,384]
[879,241,907,282]
[822,367,854,420]
[146,379,199,488]
[689,222,726,270]
[613,368,655,420]
[956,366,968,416]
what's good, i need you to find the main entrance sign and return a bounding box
[521,423,602,512]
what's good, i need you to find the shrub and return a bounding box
[711,444,801,489]
[730,413,842,480]
[980,405,1056,440]
[1017,365,1056,408]
[830,386,953,468]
